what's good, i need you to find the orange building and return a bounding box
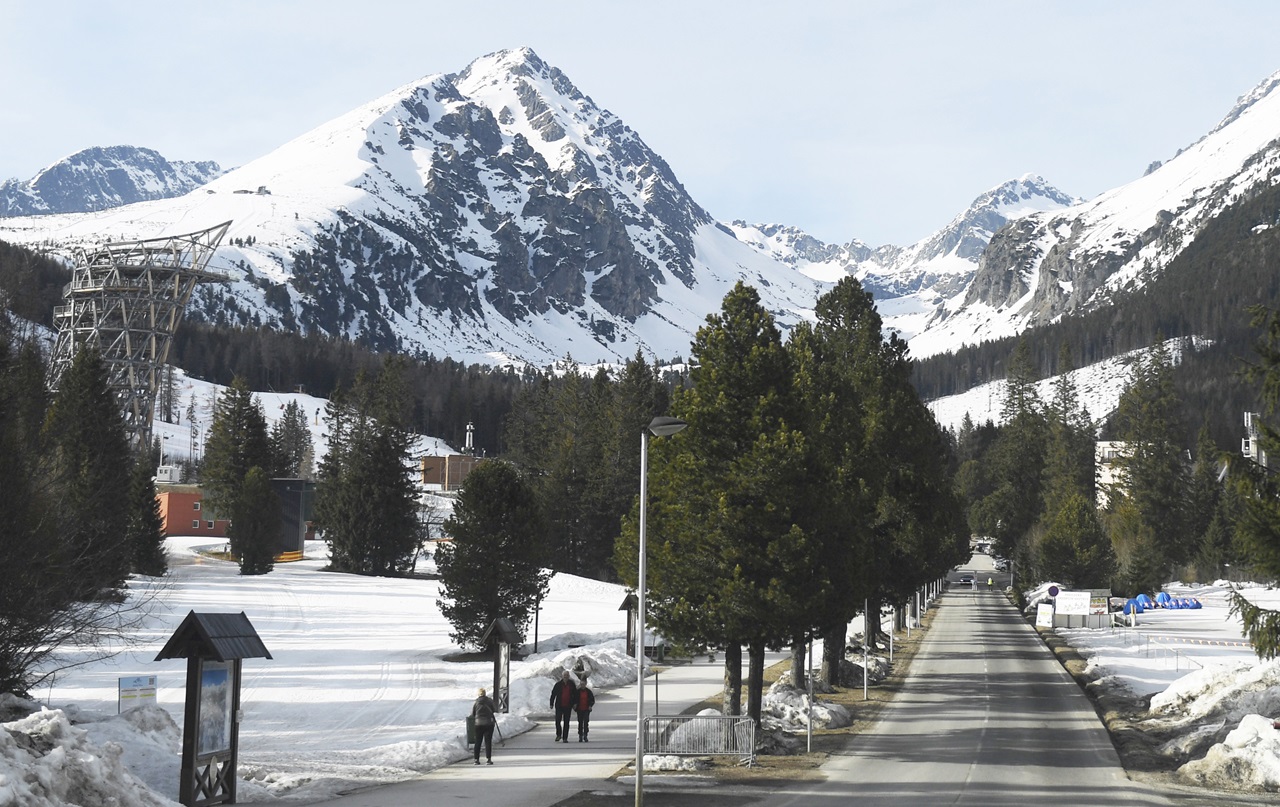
[420,454,484,491]
[156,484,229,538]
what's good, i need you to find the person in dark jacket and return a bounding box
[574,676,596,742]
[471,688,497,764]
[549,670,577,742]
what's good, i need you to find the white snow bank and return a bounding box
[1149,658,1280,724]
[1180,714,1280,791]
[760,680,852,731]
[0,703,182,807]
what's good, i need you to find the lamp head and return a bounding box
[647,416,688,438]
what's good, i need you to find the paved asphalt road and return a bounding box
[752,579,1173,807]
[311,556,1176,807]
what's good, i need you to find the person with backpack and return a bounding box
[471,687,497,764]
[574,676,595,742]
[549,670,577,742]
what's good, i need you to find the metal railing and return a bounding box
[642,714,755,766]
[1109,625,1206,672]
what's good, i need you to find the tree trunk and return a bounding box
[722,642,742,716]
[867,597,886,649]
[789,640,806,688]
[821,623,845,687]
[747,640,765,727]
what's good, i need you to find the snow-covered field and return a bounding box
[0,539,638,806]
[4,533,1279,805]
[1052,581,1280,792]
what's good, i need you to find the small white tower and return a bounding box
[465,421,475,455]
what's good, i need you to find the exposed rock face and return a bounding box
[0,146,222,216]
[256,48,719,353]
[952,69,1280,344]
[119,46,817,365]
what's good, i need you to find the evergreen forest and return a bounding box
[914,176,1280,451]
[6,170,1280,667]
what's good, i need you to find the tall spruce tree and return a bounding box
[315,357,424,576]
[617,282,819,724]
[972,339,1047,563]
[0,327,57,694]
[1185,423,1224,580]
[1107,339,1190,589]
[270,399,314,478]
[202,377,272,520]
[790,278,896,683]
[126,456,168,576]
[1038,491,1112,588]
[1033,344,1110,584]
[43,346,132,600]
[229,466,280,575]
[1229,306,1280,658]
[436,460,550,648]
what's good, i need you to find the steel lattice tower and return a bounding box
[48,221,231,451]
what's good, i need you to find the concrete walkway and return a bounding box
[308,656,746,806]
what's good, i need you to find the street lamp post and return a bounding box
[636,415,686,807]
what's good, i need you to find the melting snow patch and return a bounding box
[0,706,182,807]
[1179,714,1280,791]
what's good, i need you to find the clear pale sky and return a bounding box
[2,1,1278,246]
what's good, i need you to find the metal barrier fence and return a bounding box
[1108,625,1206,673]
[642,715,755,766]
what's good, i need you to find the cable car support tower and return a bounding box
[47,221,231,451]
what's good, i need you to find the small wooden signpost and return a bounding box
[480,617,521,714]
[156,611,271,806]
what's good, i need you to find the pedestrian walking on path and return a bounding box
[549,670,577,742]
[471,688,497,765]
[574,677,595,742]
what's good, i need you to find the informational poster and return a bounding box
[1036,603,1055,628]
[197,661,234,757]
[117,675,157,713]
[1055,590,1091,616]
[1087,589,1112,615]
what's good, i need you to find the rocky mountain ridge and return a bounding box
[0,146,222,217]
[908,68,1280,358]
[2,53,1279,374]
[729,174,1080,345]
[0,48,822,367]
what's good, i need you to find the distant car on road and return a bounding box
[958,573,975,587]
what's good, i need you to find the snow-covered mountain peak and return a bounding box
[0,145,222,217]
[911,65,1280,360]
[979,174,1082,221]
[1210,67,1280,136]
[0,50,815,367]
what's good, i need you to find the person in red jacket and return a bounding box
[549,670,577,742]
[574,676,596,742]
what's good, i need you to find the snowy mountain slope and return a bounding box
[926,336,1194,433]
[730,175,1079,345]
[910,69,1280,359]
[0,49,825,367]
[0,146,222,216]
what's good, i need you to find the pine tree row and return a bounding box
[0,326,166,697]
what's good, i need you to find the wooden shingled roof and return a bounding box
[480,616,521,647]
[155,611,273,662]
